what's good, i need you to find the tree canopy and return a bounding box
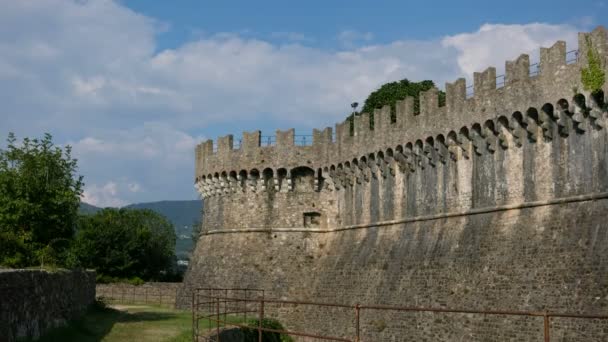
[0,133,83,267]
[349,79,446,133]
[71,208,177,281]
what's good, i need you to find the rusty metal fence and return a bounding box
[96,283,185,307]
[191,288,608,342]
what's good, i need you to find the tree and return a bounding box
[349,79,446,133]
[71,208,177,281]
[0,133,83,267]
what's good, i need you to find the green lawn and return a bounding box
[33,303,234,342]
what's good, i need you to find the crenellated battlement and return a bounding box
[196,27,607,194]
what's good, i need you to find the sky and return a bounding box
[0,0,605,207]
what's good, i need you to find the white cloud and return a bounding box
[337,30,375,48]
[0,0,585,204]
[81,181,126,208]
[442,23,579,77]
[128,183,142,193]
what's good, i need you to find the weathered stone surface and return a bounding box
[182,26,608,341]
[0,269,96,342]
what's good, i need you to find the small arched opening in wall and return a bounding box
[591,89,605,108]
[262,168,274,191]
[316,168,325,191]
[291,166,315,192]
[527,107,540,125]
[542,103,555,119]
[557,98,570,111]
[277,168,287,190]
[238,170,248,188]
[250,169,260,181]
[249,169,260,190]
[573,93,587,111]
[229,170,237,183]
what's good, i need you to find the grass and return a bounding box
[31,302,222,342]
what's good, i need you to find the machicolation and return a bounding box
[181,27,608,341]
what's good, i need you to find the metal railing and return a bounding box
[96,284,185,307]
[295,135,313,146]
[465,85,474,99]
[192,288,608,342]
[192,288,265,341]
[496,74,505,88]
[566,49,579,64]
[260,135,276,147]
[529,62,541,77]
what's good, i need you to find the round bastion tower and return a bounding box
[194,129,340,232]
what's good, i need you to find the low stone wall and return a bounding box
[0,268,96,342]
[96,282,186,307]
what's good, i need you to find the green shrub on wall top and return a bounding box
[581,36,606,96]
[347,79,446,135]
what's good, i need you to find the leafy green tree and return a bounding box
[0,133,83,267]
[71,208,177,281]
[349,79,446,133]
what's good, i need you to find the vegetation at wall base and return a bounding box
[240,318,295,342]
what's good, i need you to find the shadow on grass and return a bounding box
[31,303,188,342]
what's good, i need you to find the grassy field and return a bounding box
[35,303,202,342]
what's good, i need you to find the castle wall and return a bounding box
[183,198,608,341]
[182,26,608,341]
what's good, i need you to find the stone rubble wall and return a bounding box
[0,269,96,342]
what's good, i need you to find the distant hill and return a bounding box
[125,200,202,261]
[79,200,202,261]
[79,202,102,215]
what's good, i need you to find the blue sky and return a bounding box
[0,0,605,206]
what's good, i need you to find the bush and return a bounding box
[240,318,294,342]
[71,208,176,281]
[95,274,145,285]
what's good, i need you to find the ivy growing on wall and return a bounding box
[581,36,606,97]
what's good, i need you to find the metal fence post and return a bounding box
[544,312,550,342]
[216,297,221,342]
[244,289,248,322]
[192,291,196,342]
[258,298,265,342]
[355,303,360,342]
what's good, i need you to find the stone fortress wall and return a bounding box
[0,269,96,342]
[181,27,608,341]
